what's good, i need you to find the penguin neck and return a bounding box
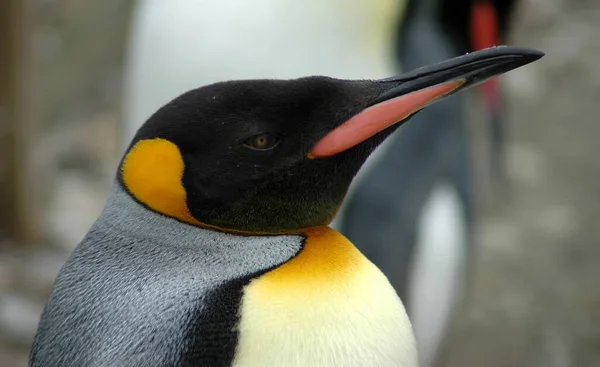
[118,137,338,235]
[99,182,340,245]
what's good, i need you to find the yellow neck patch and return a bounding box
[251,226,365,295]
[121,138,202,226]
[232,226,416,366]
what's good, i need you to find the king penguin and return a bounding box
[30,47,542,367]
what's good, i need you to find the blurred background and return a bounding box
[0,0,599,366]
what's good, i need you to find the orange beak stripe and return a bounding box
[309,79,465,158]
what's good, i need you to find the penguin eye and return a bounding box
[244,133,280,151]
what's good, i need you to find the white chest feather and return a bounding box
[232,227,418,367]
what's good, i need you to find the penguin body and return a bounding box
[32,185,411,366]
[235,225,412,367]
[31,48,542,366]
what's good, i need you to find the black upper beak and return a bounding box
[310,46,544,158]
[373,46,544,104]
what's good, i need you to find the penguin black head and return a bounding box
[119,46,543,234]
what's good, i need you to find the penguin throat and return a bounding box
[120,138,318,235]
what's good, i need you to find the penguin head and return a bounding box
[119,46,542,234]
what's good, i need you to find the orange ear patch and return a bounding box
[121,138,202,226]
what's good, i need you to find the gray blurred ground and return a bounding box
[1,0,599,365]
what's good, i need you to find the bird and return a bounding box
[122,3,522,365]
[30,47,543,366]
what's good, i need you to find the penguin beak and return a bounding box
[310,46,544,158]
